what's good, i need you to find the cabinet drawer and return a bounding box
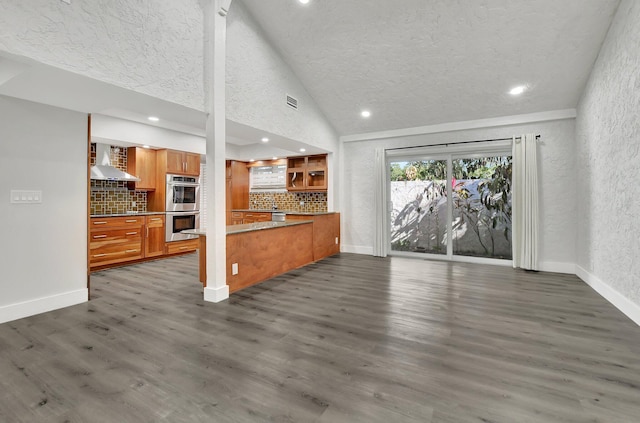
[90,216,145,228]
[90,228,143,244]
[145,215,165,228]
[231,212,243,218]
[90,247,143,265]
[165,239,199,254]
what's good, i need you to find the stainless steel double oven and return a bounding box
[165,174,200,242]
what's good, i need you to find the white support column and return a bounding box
[203,0,233,302]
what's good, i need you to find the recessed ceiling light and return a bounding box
[261,137,269,143]
[272,156,278,160]
[142,145,150,149]
[300,148,306,152]
[361,110,371,118]
[509,85,527,96]
[299,0,310,4]
[148,116,159,122]
[249,159,255,162]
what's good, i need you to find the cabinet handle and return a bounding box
[179,246,189,250]
[93,221,107,225]
[126,231,138,235]
[147,228,149,238]
[125,219,137,223]
[125,249,138,253]
[93,235,107,239]
[150,218,161,221]
[93,254,108,258]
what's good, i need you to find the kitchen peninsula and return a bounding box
[187,212,340,293]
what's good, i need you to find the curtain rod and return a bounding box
[385,134,541,152]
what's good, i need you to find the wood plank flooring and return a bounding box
[1,253,640,422]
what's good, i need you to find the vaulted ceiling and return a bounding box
[240,0,621,136]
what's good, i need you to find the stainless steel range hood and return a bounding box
[90,144,140,182]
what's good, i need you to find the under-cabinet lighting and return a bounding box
[148,116,160,122]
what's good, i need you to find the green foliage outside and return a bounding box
[390,156,512,258]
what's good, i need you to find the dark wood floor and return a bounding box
[1,253,639,422]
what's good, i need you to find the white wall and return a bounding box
[0,0,204,111]
[91,115,206,154]
[226,1,339,153]
[342,118,577,273]
[575,0,640,323]
[0,95,88,323]
[226,0,340,210]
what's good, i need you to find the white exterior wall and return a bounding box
[0,0,204,110]
[0,96,88,323]
[575,0,640,322]
[226,1,339,154]
[342,118,577,274]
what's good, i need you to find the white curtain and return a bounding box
[373,147,387,257]
[512,134,539,270]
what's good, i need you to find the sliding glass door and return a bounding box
[389,150,512,261]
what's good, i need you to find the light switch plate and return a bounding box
[11,190,42,204]
[232,263,239,275]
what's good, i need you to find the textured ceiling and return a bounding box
[239,0,620,136]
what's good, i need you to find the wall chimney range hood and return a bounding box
[90,143,140,181]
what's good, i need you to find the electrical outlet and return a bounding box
[232,263,239,275]
[335,237,339,244]
[300,201,305,206]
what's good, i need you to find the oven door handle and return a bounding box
[167,182,200,187]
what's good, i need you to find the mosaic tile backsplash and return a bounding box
[90,144,148,215]
[249,192,327,213]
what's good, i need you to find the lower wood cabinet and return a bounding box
[89,216,145,268]
[145,214,165,258]
[228,211,271,225]
[165,238,199,255]
[90,214,192,270]
[241,212,271,224]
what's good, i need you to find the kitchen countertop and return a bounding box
[90,212,165,218]
[231,209,337,216]
[183,220,313,236]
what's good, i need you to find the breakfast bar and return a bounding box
[185,212,340,293]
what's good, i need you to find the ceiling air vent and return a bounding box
[286,94,298,110]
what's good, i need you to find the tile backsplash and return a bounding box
[249,191,327,213]
[90,144,148,215]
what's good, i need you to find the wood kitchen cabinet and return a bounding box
[225,160,249,224]
[148,149,201,211]
[241,212,271,224]
[286,154,327,191]
[127,147,157,191]
[162,149,200,176]
[165,239,199,255]
[145,214,165,258]
[89,216,145,268]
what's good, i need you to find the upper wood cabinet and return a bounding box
[127,147,157,191]
[162,149,200,176]
[286,154,327,191]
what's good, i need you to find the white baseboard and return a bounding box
[204,284,229,303]
[341,245,374,255]
[0,289,88,324]
[576,265,640,327]
[539,261,576,274]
